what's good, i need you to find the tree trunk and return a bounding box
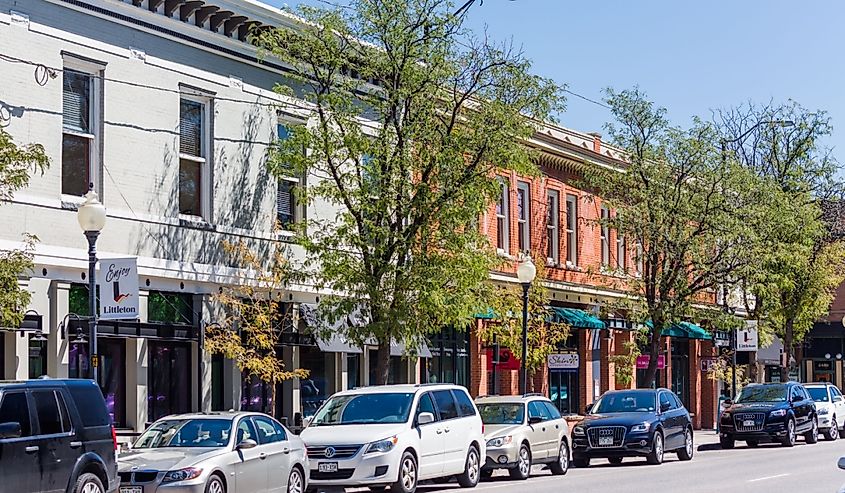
[269,376,277,418]
[781,319,795,382]
[640,331,662,389]
[375,339,391,385]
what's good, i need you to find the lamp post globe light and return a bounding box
[77,186,106,382]
[517,254,536,395]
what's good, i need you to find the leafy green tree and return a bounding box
[585,88,768,388]
[256,0,562,383]
[0,128,48,327]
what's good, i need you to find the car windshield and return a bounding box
[134,419,232,448]
[311,393,414,426]
[477,403,524,425]
[591,391,655,413]
[736,384,787,403]
[806,387,830,402]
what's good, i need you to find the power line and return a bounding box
[563,88,611,110]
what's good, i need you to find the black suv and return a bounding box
[719,382,818,448]
[571,388,694,467]
[0,379,118,492]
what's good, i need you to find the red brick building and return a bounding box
[457,124,720,429]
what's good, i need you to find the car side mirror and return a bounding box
[660,402,671,413]
[236,439,258,450]
[835,396,844,403]
[417,412,435,426]
[302,417,312,428]
[528,416,543,425]
[0,422,21,440]
[839,457,845,470]
[585,403,594,414]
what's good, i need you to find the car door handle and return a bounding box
[436,429,443,434]
[443,428,450,433]
[70,441,83,449]
[259,453,267,460]
[25,446,39,453]
[283,448,290,455]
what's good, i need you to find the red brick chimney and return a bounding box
[588,132,602,153]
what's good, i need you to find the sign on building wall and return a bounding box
[548,353,579,372]
[736,322,758,352]
[98,257,139,320]
[636,355,665,370]
[700,357,719,373]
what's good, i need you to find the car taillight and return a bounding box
[482,424,485,435]
[112,426,118,451]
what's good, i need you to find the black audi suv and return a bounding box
[571,388,694,467]
[719,382,818,448]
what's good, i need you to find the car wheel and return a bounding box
[746,440,759,448]
[549,441,569,475]
[287,468,304,493]
[805,417,819,444]
[608,457,623,465]
[508,444,531,480]
[205,475,225,493]
[573,456,590,468]
[719,434,734,449]
[456,445,480,488]
[677,427,693,461]
[74,473,105,493]
[392,451,418,493]
[781,418,796,447]
[646,430,664,465]
[827,418,840,441]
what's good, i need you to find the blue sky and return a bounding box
[263,0,844,159]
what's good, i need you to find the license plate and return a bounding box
[743,420,756,427]
[120,487,142,493]
[598,437,613,446]
[318,462,338,473]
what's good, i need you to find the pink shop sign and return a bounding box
[635,355,665,370]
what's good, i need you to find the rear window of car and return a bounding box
[452,389,476,417]
[67,384,110,427]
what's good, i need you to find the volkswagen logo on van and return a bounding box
[324,447,337,458]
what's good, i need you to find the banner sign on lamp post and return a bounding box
[98,257,139,320]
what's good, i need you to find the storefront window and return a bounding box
[148,341,191,422]
[548,330,579,414]
[347,353,360,390]
[369,350,407,385]
[69,337,125,427]
[69,284,99,316]
[211,354,225,411]
[28,335,47,379]
[148,292,194,324]
[300,346,329,417]
[670,339,690,407]
[423,327,470,387]
[241,374,273,413]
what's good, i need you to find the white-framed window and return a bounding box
[600,205,610,266]
[565,194,578,265]
[517,181,530,253]
[546,190,559,265]
[276,123,305,230]
[179,95,211,219]
[61,57,102,197]
[496,179,510,254]
[616,223,626,270]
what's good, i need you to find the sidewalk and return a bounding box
[694,429,722,450]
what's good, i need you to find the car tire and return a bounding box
[746,440,758,448]
[508,444,531,480]
[205,474,225,493]
[608,457,623,465]
[677,427,693,461]
[781,418,796,447]
[549,441,569,476]
[391,451,418,493]
[573,456,590,468]
[646,430,664,465]
[826,418,840,441]
[456,445,481,488]
[719,435,734,449]
[287,467,304,493]
[805,417,819,444]
[74,473,105,493]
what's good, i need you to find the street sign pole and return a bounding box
[731,328,737,400]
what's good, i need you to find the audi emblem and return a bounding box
[324,447,337,458]
[599,429,613,436]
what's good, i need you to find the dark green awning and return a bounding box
[548,307,606,329]
[474,308,496,320]
[661,321,711,340]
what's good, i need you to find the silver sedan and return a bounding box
[117,412,308,493]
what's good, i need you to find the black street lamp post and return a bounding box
[77,185,106,382]
[516,254,536,395]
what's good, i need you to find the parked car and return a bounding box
[837,456,845,493]
[118,412,307,493]
[719,381,818,448]
[300,384,484,493]
[804,382,845,441]
[475,394,569,480]
[570,388,693,467]
[0,378,119,493]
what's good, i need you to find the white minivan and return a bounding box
[300,384,485,493]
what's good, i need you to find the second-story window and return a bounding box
[600,205,610,267]
[565,194,578,265]
[179,96,210,219]
[62,65,100,197]
[276,123,305,230]
[496,179,510,254]
[546,190,559,265]
[517,181,530,253]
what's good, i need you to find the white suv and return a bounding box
[300,384,485,493]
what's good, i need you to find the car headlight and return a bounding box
[162,467,203,483]
[818,407,830,415]
[722,412,731,419]
[630,422,650,433]
[365,436,398,454]
[486,436,513,448]
[573,426,585,436]
[769,409,787,417]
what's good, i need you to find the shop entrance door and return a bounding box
[670,341,690,408]
[548,370,579,415]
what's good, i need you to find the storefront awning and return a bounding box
[660,321,711,340]
[547,307,606,329]
[391,340,433,358]
[316,335,363,354]
[474,308,496,319]
[299,303,363,354]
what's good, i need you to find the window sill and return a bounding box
[563,263,583,272]
[496,249,514,260]
[60,194,85,211]
[178,215,215,231]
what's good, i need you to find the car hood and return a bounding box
[118,448,226,472]
[483,424,523,439]
[580,412,657,427]
[726,402,786,412]
[301,423,407,446]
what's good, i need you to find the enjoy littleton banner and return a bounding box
[98,257,139,320]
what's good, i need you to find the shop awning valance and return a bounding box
[547,307,606,329]
[660,321,711,340]
[299,303,363,354]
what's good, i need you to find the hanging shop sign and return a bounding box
[636,354,665,370]
[98,257,139,320]
[736,322,758,352]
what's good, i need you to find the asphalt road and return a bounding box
[417,432,845,493]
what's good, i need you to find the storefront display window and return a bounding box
[422,327,470,387]
[300,346,329,417]
[69,337,125,427]
[242,374,273,413]
[370,350,407,385]
[670,339,690,407]
[548,330,579,414]
[347,353,360,390]
[211,354,225,411]
[148,341,191,422]
[28,335,47,379]
[148,292,194,324]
